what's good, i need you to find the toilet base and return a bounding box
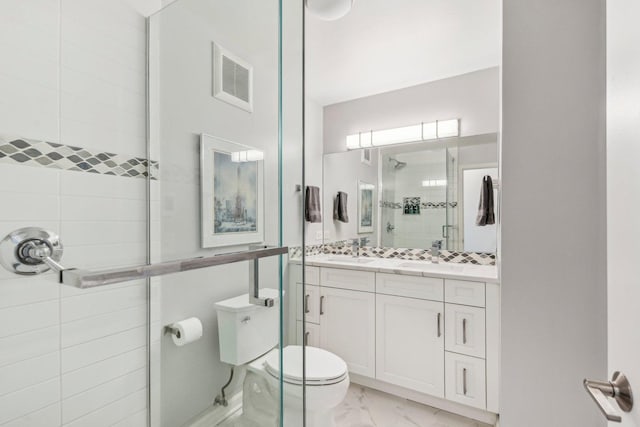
[237,371,345,427]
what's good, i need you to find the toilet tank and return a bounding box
[214,288,281,365]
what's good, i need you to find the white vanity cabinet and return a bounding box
[290,262,499,419]
[444,303,486,359]
[319,286,376,377]
[376,294,444,396]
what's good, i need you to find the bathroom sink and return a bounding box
[398,262,429,269]
[398,262,464,273]
[327,257,375,264]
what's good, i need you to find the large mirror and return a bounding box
[323,133,498,253]
[305,3,501,259]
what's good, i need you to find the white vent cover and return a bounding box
[212,42,253,112]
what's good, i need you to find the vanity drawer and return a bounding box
[445,303,486,358]
[297,321,320,347]
[445,352,486,410]
[444,279,486,307]
[376,273,443,301]
[305,266,320,285]
[320,267,375,292]
[296,283,320,324]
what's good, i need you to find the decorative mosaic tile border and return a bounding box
[288,244,324,259]
[380,200,458,209]
[0,136,159,179]
[289,241,495,266]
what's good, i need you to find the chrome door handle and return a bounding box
[462,318,467,344]
[320,296,325,315]
[463,368,468,395]
[304,294,310,314]
[304,331,310,345]
[584,371,633,422]
[437,313,442,337]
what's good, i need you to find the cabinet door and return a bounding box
[297,321,320,347]
[445,352,486,410]
[319,287,376,377]
[376,294,445,397]
[444,304,486,358]
[296,283,320,324]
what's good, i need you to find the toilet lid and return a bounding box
[264,345,348,385]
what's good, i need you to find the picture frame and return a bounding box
[358,180,375,233]
[200,134,264,248]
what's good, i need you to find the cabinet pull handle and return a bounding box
[462,318,467,344]
[305,331,310,345]
[463,368,468,395]
[304,294,310,314]
[320,295,325,315]
[437,312,441,337]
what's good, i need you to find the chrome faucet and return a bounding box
[351,237,370,258]
[351,238,360,258]
[430,240,442,264]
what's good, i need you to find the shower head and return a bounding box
[389,158,407,170]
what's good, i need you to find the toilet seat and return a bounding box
[264,345,348,386]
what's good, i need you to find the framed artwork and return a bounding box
[200,134,264,248]
[358,181,375,233]
[361,148,372,165]
[403,197,421,215]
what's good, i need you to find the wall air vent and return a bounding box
[212,42,253,112]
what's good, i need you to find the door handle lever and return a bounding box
[584,371,633,422]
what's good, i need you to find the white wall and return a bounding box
[322,67,500,154]
[303,99,325,245]
[0,1,159,426]
[607,1,640,425]
[150,1,302,426]
[501,1,606,426]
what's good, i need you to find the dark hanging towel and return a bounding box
[305,186,322,223]
[476,175,496,226]
[333,191,349,223]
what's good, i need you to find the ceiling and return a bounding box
[305,0,500,106]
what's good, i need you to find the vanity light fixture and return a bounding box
[231,150,264,162]
[422,179,448,187]
[346,119,460,150]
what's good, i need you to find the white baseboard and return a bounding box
[350,374,498,426]
[187,392,243,427]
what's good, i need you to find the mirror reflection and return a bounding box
[323,134,497,253]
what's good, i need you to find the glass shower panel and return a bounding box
[445,146,459,250]
[148,1,303,426]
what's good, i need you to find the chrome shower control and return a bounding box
[0,227,63,275]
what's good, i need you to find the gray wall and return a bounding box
[322,67,500,154]
[500,1,606,426]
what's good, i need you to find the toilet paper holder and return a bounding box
[164,325,181,339]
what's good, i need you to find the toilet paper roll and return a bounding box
[170,317,203,346]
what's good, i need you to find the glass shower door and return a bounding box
[148,1,304,427]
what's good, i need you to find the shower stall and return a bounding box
[0,1,306,426]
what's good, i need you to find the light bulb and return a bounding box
[306,0,353,21]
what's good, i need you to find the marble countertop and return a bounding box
[293,254,499,283]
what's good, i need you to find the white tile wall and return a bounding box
[0,0,160,426]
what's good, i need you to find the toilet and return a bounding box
[215,289,349,427]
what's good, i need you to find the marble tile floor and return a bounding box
[335,384,493,427]
[217,384,493,427]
